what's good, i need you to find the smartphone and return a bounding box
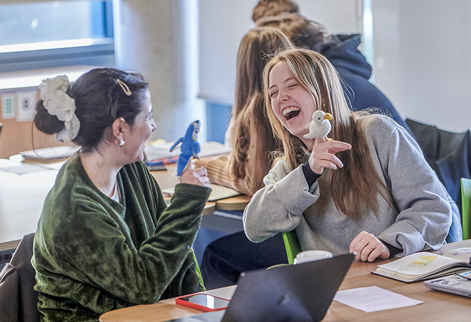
[175,293,230,312]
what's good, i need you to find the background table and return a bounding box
[0,163,58,252]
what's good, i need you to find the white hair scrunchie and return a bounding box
[39,75,80,143]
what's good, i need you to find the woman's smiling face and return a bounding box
[121,90,156,163]
[268,61,318,139]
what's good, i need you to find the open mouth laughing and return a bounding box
[282,107,301,120]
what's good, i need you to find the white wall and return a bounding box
[372,0,471,132]
[113,0,205,142]
[5,0,470,137]
[198,0,361,105]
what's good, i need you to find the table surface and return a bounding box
[99,257,471,322]
[0,166,58,251]
[0,156,247,252]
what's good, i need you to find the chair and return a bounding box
[282,230,301,265]
[406,118,471,242]
[461,178,471,240]
[0,233,40,322]
[406,118,471,210]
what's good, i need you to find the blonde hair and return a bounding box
[263,48,390,219]
[228,27,294,195]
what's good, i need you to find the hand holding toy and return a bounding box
[169,120,201,176]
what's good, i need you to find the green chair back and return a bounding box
[282,230,301,265]
[460,178,471,240]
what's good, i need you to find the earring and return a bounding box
[119,139,125,147]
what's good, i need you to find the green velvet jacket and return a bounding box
[32,153,211,322]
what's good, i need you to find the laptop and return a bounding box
[424,272,471,298]
[167,253,354,322]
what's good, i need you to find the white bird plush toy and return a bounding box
[303,110,333,140]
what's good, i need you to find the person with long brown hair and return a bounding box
[199,28,294,290]
[244,48,452,261]
[204,27,293,195]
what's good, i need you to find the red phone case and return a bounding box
[175,293,230,312]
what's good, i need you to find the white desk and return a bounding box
[0,163,57,251]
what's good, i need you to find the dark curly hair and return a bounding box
[252,0,299,23]
[256,13,330,53]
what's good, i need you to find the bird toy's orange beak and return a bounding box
[324,113,333,120]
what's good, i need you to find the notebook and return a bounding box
[424,272,471,298]
[166,253,354,322]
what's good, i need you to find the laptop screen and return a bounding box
[222,253,354,322]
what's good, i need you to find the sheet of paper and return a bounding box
[0,159,18,168]
[442,247,471,262]
[333,286,423,313]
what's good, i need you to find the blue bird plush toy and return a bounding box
[169,120,201,176]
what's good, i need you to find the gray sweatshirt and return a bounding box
[243,115,452,257]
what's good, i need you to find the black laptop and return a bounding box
[167,253,354,322]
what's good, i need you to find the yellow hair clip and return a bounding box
[117,79,132,96]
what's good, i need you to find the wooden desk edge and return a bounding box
[0,239,20,252]
[215,195,251,211]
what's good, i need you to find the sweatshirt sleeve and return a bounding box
[367,116,452,256]
[243,159,319,242]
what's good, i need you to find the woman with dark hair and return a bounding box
[32,68,211,321]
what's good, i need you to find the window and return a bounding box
[0,1,114,72]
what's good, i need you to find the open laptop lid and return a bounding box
[166,253,354,322]
[222,253,354,322]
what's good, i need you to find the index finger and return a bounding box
[315,140,352,153]
[328,140,352,151]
